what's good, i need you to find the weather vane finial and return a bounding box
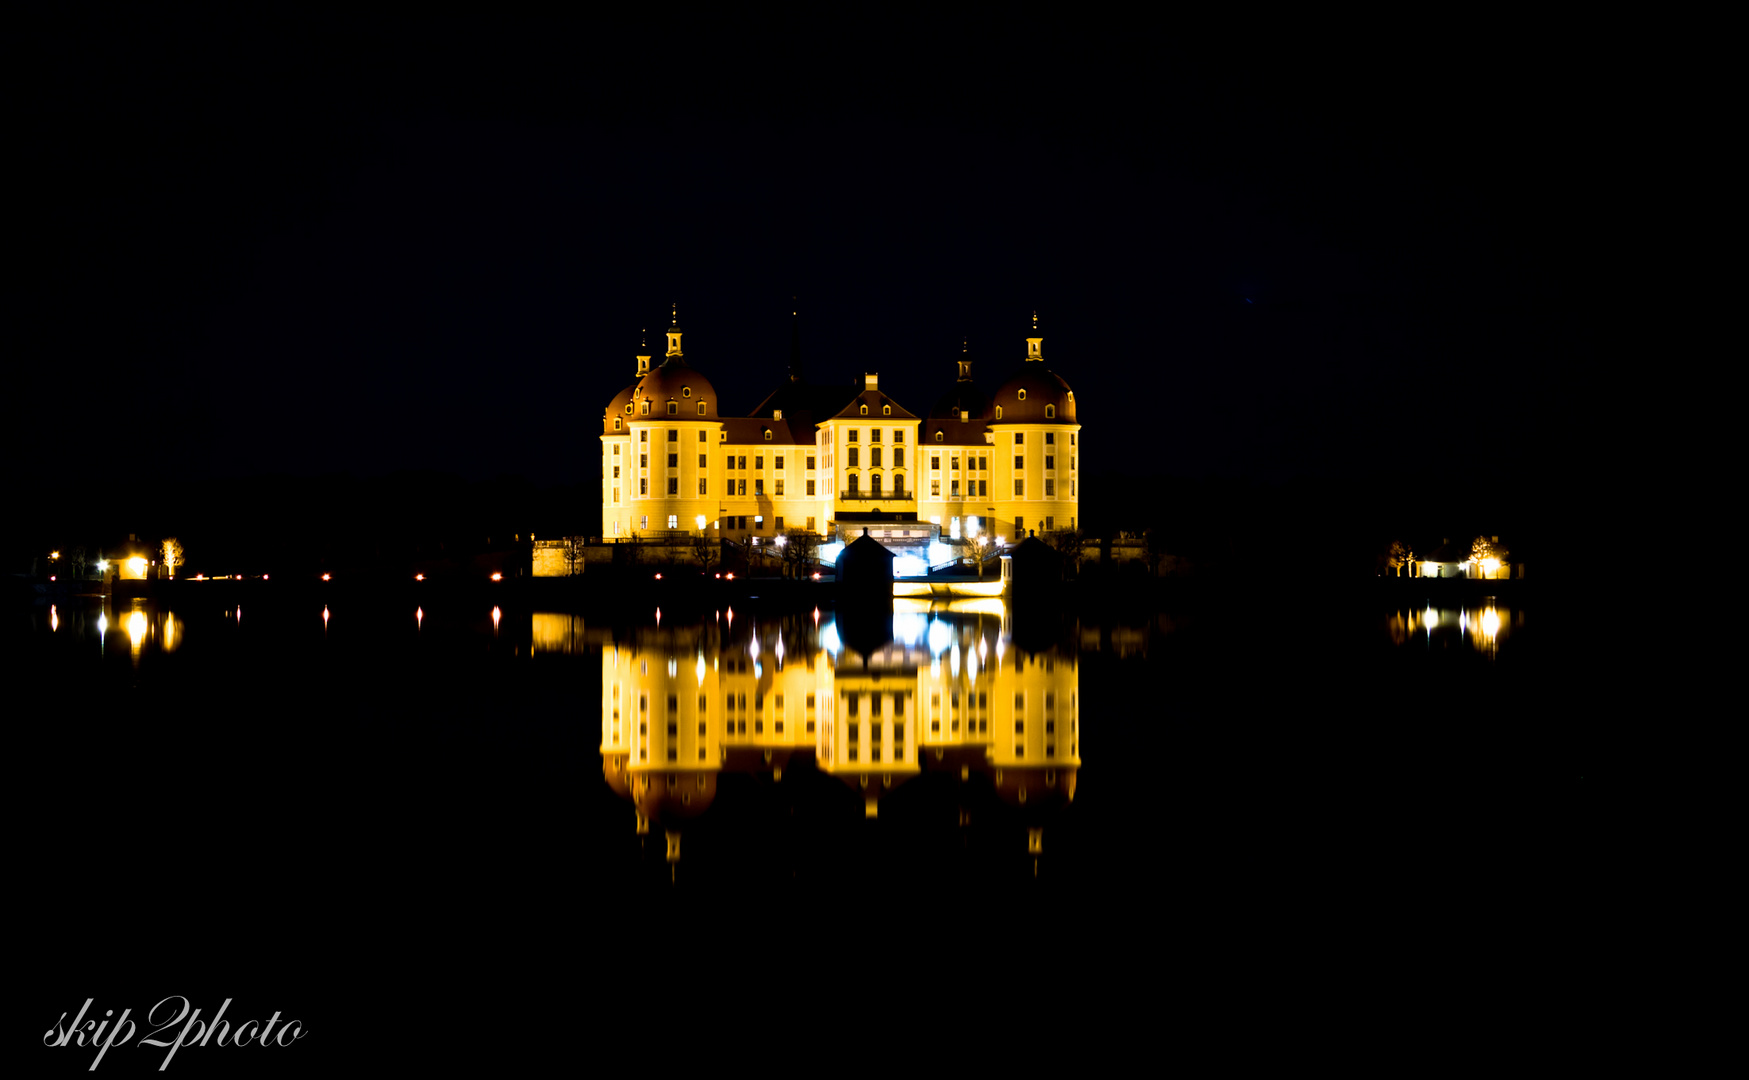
[671,302,678,326]
[1032,310,1039,331]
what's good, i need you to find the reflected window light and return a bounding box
[50,604,59,632]
[492,606,502,631]
[322,606,330,629]
[127,610,147,651]
[98,612,108,646]
[416,607,424,629]
[1480,607,1501,639]
[696,653,707,686]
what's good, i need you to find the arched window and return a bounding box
[870,474,882,496]
[1045,404,1055,419]
[935,431,943,442]
[847,474,859,495]
[860,404,868,416]
[625,404,633,415]
[883,405,891,416]
[994,406,1003,420]
[764,430,772,441]
[1018,389,1027,401]
[893,474,904,496]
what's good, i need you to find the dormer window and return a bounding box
[994,406,1003,420]
[667,402,678,415]
[960,410,969,422]
[641,401,650,415]
[697,402,706,416]
[1018,389,1027,401]
[860,404,868,416]
[764,430,772,441]
[625,404,633,415]
[935,431,943,442]
[882,405,891,416]
[614,418,622,430]
[682,386,691,397]
[1045,405,1055,419]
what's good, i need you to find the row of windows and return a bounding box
[842,429,903,443]
[725,455,815,471]
[843,448,903,467]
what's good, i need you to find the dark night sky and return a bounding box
[10,14,1614,548]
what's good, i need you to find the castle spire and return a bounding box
[958,336,972,381]
[636,328,651,376]
[665,304,683,358]
[788,298,803,383]
[1026,311,1043,362]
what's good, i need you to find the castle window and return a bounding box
[764,430,772,441]
[699,479,707,495]
[1015,479,1024,496]
[613,418,622,430]
[682,386,691,397]
[806,480,815,495]
[1070,433,1076,445]
[1014,433,1024,444]
[667,478,678,495]
[699,431,707,443]
[935,431,943,442]
[668,429,678,442]
[1045,405,1054,418]
[892,474,904,496]
[894,431,902,443]
[1045,432,1054,444]
[932,480,940,496]
[847,430,858,442]
[625,404,633,414]
[883,405,891,416]
[667,515,678,529]
[870,474,882,496]
[641,401,649,415]
[860,404,868,415]
[994,406,1003,420]
[697,403,706,416]
[1018,389,1026,401]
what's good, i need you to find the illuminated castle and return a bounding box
[599,309,1081,553]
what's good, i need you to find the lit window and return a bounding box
[883,404,891,415]
[613,418,622,430]
[668,515,678,529]
[764,430,772,441]
[641,401,649,415]
[697,403,706,416]
[935,431,943,442]
[860,404,868,415]
[894,431,902,443]
[1018,389,1026,401]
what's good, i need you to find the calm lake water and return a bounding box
[17,588,1587,1057]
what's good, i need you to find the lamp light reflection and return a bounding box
[50,604,58,632]
[416,607,424,630]
[127,610,147,652]
[492,606,502,632]
[98,612,108,646]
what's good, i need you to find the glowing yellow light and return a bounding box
[97,560,108,572]
[1480,608,1501,638]
[98,612,108,641]
[322,573,332,581]
[322,606,330,626]
[695,515,707,529]
[492,606,502,630]
[50,605,59,632]
[654,573,662,580]
[491,572,503,581]
[416,607,423,628]
[126,556,147,576]
[1481,558,1500,575]
[164,613,175,651]
[262,573,269,580]
[726,572,735,580]
[50,551,61,559]
[127,611,146,650]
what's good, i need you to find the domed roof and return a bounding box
[991,365,1076,424]
[603,382,639,426]
[631,357,718,417]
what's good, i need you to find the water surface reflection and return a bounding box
[596,603,1081,875]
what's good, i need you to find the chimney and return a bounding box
[864,373,879,391]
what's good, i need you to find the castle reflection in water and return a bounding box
[558,599,1081,872]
